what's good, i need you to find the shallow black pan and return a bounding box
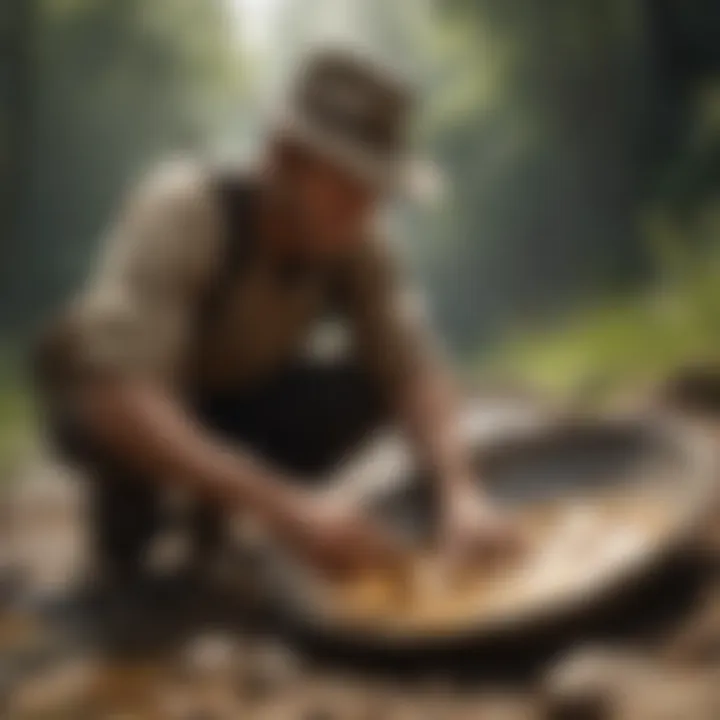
[260,407,718,663]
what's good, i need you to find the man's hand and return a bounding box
[283,494,408,578]
[440,483,524,572]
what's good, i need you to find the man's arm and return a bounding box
[342,238,473,496]
[70,163,401,575]
[79,375,407,575]
[344,235,518,561]
[79,377,305,529]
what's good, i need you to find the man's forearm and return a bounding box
[78,378,305,529]
[397,362,476,497]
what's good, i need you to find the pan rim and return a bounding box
[260,409,719,648]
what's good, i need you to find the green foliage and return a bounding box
[3,0,245,334]
[5,0,720,407]
[0,351,33,480]
[489,210,720,399]
[412,0,655,350]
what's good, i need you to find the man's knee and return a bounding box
[87,467,161,577]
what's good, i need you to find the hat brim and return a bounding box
[274,112,443,203]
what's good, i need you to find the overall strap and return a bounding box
[191,169,259,390]
[201,169,259,322]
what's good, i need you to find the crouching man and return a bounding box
[34,49,515,588]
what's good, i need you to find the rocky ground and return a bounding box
[1,452,720,719]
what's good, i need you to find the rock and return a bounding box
[0,563,27,607]
[157,671,243,720]
[541,646,654,720]
[234,641,304,703]
[465,694,537,720]
[286,677,421,720]
[177,634,240,682]
[663,585,720,665]
[409,685,533,720]
[654,364,720,419]
[544,645,720,720]
[5,656,100,717]
[615,668,720,720]
[300,707,339,720]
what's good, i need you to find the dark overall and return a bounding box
[43,174,386,581]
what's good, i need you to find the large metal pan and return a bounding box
[259,407,719,657]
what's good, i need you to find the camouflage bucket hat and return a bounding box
[275,47,440,201]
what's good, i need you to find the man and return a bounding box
[36,49,514,584]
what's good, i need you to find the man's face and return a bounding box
[278,143,378,258]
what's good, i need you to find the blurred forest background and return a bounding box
[2,0,720,467]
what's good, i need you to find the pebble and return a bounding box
[616,668,720,720]
[663,585,720,664]
[541,645,653,720]
[234,641,304,703]
[177,634,240,682]
[5,656,100,717]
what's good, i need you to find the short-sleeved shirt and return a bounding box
[48,160,432,402]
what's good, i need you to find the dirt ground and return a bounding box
[1,451,720,720]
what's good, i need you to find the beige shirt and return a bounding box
[62,160,431,399]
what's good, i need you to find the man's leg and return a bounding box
[86,465,161,584]
[187,498,225,571]
[197,359,388,479]
[53,414,163,585]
